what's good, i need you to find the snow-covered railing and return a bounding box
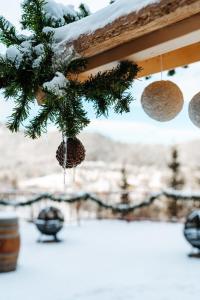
[0,189,199,213]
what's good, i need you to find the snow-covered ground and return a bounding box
[1,221,200,300]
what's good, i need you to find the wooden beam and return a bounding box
[80,13,200,75]
[77,42,200,81]
[138,42,200,78]
[128,29,200,62]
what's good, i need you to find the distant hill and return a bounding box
[0,124,199,183]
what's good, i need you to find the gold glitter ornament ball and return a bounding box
[141,80,184,121]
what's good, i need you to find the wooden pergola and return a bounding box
[59,0,200,80]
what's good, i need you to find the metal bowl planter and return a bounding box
[184,210,200,251]
[35,207,64,242]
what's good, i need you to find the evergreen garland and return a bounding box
[0,0,140,140]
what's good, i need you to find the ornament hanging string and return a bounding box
[73,167,76,185]
[62,133,68,192]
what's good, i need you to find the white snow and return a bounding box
[34,44,45,56]
[43,0,77,26]
[187,210,200,220]
[165,188,200,198]
[1,220,200,300]
[32,44,45,68]
[51,0,159,44]
[43,72,69,96]
[0,211,18,220]
[5,39,47,70]
[32,56,43,68]
[20,41,32,51]
[35,219,63,225]
[6,41,32,68]
[6,45,22,68]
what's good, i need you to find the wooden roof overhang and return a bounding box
[58,0,200,80]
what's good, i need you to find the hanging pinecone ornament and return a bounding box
[141,80,184,121]
[56,138,85,168]
[188,92,200,128]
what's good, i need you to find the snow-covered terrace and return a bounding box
[1,220,200,300]
[53,0,200,80]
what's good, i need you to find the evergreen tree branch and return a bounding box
[55,91,90,137]
[114,93,133,114]
[82,61,140,116]
[0,16,21,46]
[78,3,91,19]
[21,0,46,35]
[25,104,54,138]
[7,93,32,132]
[0,56,19,90]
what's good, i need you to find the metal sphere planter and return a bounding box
[184,210,200,254]
[35,207,64,242]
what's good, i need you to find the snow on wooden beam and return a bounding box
[55,0,200,80]
[71,0,200,58]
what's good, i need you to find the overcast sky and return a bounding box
[1,0,200,144]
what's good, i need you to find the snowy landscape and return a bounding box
[1,0,200,299]
[1,220,200,300]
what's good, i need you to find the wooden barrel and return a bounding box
[0,212,20,272]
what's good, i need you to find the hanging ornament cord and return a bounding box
[62,133,68,192]
[73,167,76,185]
[160,55,163,80]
